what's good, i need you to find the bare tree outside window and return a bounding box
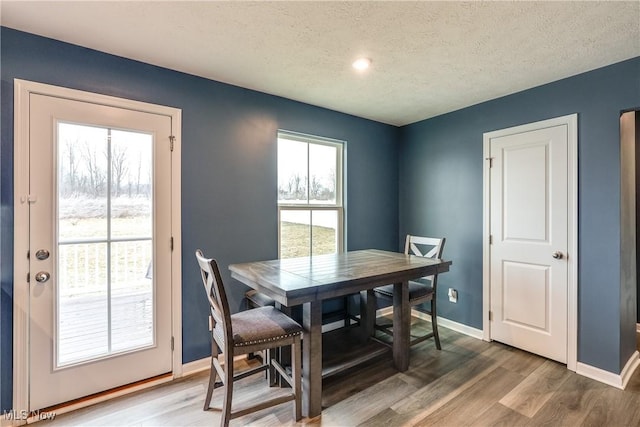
[111,144,128,198]
[82,142,107,198]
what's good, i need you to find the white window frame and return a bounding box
[277,130,345,258]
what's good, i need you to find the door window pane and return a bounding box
[110,130,153,238]
[111,241,153,352]
[57,243,108,366]
[56,123,155,368]
[58,123,108,241]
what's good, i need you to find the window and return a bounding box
[277,131,344,258]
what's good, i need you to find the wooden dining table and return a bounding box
[229,249,452,418]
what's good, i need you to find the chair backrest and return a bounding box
[404,235,446,281]
[404,235,445,258]
[195,249,233,349]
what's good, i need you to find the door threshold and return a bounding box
[31,373,173,423]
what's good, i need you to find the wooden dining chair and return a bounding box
[372,235,446,349]
[195,250,302,426]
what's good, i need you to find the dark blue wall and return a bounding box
[0,27,400,411]
[2,25,639,413]
[400,57,640,374]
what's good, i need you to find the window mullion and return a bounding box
[106,128,112,354]
[307,143,313,255]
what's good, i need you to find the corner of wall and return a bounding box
[576,350,640,389]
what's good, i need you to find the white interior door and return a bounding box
[488,122,569,363]
[27,93,173,410]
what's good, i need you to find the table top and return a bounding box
[229,249,452,306]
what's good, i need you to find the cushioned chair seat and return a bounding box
[214,306,302,348]
[374,278,434,300]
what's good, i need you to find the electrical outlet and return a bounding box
[448,288,458,303]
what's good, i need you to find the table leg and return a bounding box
[392,281,410,371]
[276,303,292,386]
[359,290,376,341]
[302,300,322,418]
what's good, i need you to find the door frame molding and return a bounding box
[482,113,578,371]
[13,79,183,413]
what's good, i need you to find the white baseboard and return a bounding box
[576,350,640,389]
[181,357,211,377]
[1,414,19,427]
[620,351,640,388]
[435,316,485,340]
[181,354,260,378]
[378,307,484,341]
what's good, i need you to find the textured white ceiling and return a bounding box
[2,1,639,126]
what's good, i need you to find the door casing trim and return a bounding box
[482,113,578,372]
[13,79,183,414]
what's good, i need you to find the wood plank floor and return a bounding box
[39,320,640,426]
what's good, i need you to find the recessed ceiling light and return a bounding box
[352,58,372,71]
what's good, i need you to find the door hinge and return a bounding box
[489,235,493,245]
[169,135,175,152]
[27,272,30,283]
[170,237,174,251]
[171,336,175,351]
[485,157,494,168]
[488,310,493,321]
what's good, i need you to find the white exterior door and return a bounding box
[486,119,572,364]
[26,92,174,410]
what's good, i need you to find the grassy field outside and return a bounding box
[280,221,337,258]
